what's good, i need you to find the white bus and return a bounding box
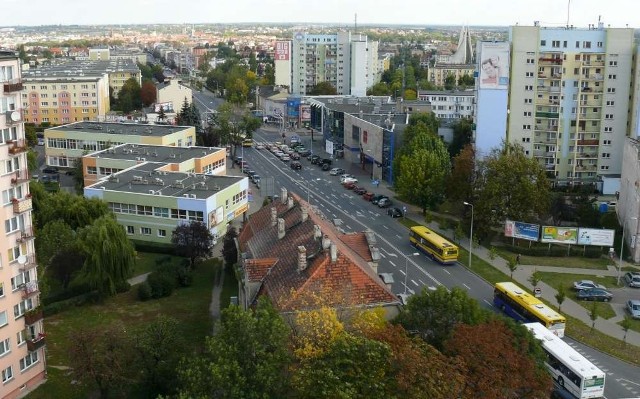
[525,323,605,399]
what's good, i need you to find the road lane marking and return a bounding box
[396,234,402,239]
[484,299,493,307]
[389,261,396,267]
[443,269,451,275]
[411,280,419,286]
[399,269,406,276]
[418,279,426,285]
[382,225,389,229]
[463,283,471,290]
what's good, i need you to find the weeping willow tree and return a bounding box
[78,216,136,296]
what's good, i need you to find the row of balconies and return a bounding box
[534,124,559,132]
[576,139,600,146]
[535,112,560,119]
[539,57,563,65]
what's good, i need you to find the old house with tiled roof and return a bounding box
[238,188,401,318]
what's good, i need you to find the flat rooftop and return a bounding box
[48,121,192,137]
[92,143,223,163]
[89,162,244,199]
[22,59,139,78]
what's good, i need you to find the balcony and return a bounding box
[16,227,35,242]
[20,281,39,299]
[577,139,599,146]
[24,308,43,325]
[536,112,560,119]
[539,57,563,65]
[26,333,46,352]
[10,169,29,185]
[7,139,27,155]
[2,78,23,93]
[19,254,37,273]
[12,196,32,214]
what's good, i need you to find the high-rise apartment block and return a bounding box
[0,50,46,398]
[507,23,635,184]
[278,32,379,96]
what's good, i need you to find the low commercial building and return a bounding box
[81,143,227,187]
[44,121,196,168]
[84,161,249,245]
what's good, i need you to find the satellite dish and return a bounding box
[10,111,21,122]
[17,255,27,265]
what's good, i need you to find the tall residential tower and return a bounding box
[0,50,46,398]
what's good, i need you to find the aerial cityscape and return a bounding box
[1,1,640,398]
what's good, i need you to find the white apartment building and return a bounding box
[508,23,634,185]
[418,90,475,122]
[288,32,379,96]
[0,50,46,398]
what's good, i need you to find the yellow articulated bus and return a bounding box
[242,139,254,147]
[409,225,459,264]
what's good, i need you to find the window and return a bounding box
[126,226,134,235]
[5,215,22,234]
[604,127,613,132]
[522,137,530,143]
[522,125,531,130]
[524,98,533,104]
[140,227,151,235]
[609,61,618,67]
[2,186,23,205]
[540,40,546,46]
[603,140,612,145]
[525,85,533,91]
[608,74,617,80]
[552,40,560,48]
[597,41,603,48]
[1,366,12,383]
[0,283,3,297]
[13,298,33,318]
[524,111,532,117]
[158,229,166,237]
[600,165,609,170]
[137,205,152,216]
[0,337,9,357]
[87,166,97,175]
[606,101,615,106]
[601,153,611,159]
[575,41,580,48]
[525,72,534,77]
[605,114,614,120]
[19,351,39,371]
[582,41,591,48]
[0,311,6,327]
[607,87,616,93]
[153,207,169,218]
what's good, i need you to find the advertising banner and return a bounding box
[541,226,578,244]
[275,41,290,61]
[577,228,615,246]
[300,104,311,122]
[504,220,540,241]
[479,42,510,90]
[154,102,174,113]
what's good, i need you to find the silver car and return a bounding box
[624,272,640,288]
[627,299,640,319]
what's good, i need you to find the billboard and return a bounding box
[300,104,311,121]
[504,220,539,241]
[577,228,615,246]
[541,226,578,244]
[479,42,510,90]
[275,41,290,61]
[154,102,174,113]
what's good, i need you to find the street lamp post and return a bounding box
[463,202,474,269]
[618,216,638,285]
[404,252,420,295]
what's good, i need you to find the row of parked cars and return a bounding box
[335,173,402,215]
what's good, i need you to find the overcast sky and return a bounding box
[1,0,637,28]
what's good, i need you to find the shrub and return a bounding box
[137,281,153,301]
[42,290,101,316]
[176,263,193,287]
[115,281,131,293]
[147,271,175,298]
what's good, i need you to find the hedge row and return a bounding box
[500,244,604,258]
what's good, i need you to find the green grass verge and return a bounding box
[494,247,610,270]
[132,252,184,276]
[619,317,640,334]
[27,257,219,399]
[220,265,239,310]
[537,272,617,319]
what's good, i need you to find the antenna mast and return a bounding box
[354,13,358,34]
[566,0,571,27]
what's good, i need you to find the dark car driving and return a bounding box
[290,161,302,170]
[387,207,403,218]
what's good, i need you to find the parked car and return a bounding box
[362,192,375,201]
[281,155,291,162]
[309,155,320,163]
[353,186,367,195]
[339,174,356,182]
[251,174,261,184]
[298,149,311,157]
[341,177,358,185]
[319,158,332,167]
[343,181,356,190]
[42,166,59,174]
[387,207,403,218]
[576,288,613,302]
[330,168,346,176]
[290,153,301,160]
[290,161,302,170]
[320,163,330,171]
[624,271,640,288]
[627,299,640,319]
[371,195,388,205]
[255,143,265,150]
[244,169,256,176]
[233,156,243,165]
[573,280,606,291]
[239,161,249,170]
[378,198,393,208]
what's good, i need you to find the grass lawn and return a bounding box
[220,265,239,310]
[619,317,640,334]
[132,251,183,276]
[27,256,219,399]
[494,247,611,270]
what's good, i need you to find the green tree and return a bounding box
[48,244,85,290]
[458,74,475,87]
[69,323,134,399]
[222,226,238,268]
[403,88,417,100]
[621,315,632,344]
[395,286,490,350]
[25,123,38,147]
[177,300,292,399]
[528,270,542,288]
[35,219,75,269]
[508,258,518,279]
[444,74,456,90]
[134,316,182,397]
[177,98,201,129]
[116,77,142,113]
[291,333,392,399]
[395,129,450,215]
[309,81,337,95]
[589,301,599,330]
[447,118,473,157]
[446,144,475,204]
[157,105,167,122]
[78,216,135,296]
[367,82,390,96]
[171,221,213,268]
[34,190,110,231]
[555,285,566,312]
[248,51,258,72]
[474,142,550,240]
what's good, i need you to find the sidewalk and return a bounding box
[339,163,640,347]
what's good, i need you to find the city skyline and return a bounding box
[1,0,638,29]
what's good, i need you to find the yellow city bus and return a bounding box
[242,139,254,147]
[409,225,459,264]
[494,282,566,337]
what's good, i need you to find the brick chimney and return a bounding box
[330,242,337,263]
[314,224,322,240]
[277,218,285,239]
[302,206,309,222]
[271,207,277,227]
[369,246,381,274]
[297,245,307,272]
[287,196,294,209]
[280,187,288,204]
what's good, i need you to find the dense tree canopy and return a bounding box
[171,221,214,268]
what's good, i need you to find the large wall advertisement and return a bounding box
[504,220,539,241]
[577,228,615,246]
[479,42,510,90]
[275,41,290,61]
